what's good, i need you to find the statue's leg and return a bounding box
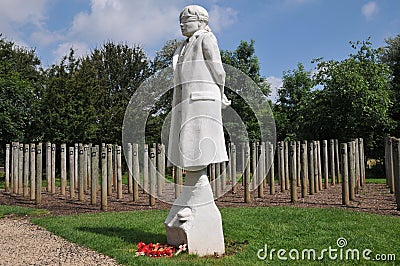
[164,168,225,256]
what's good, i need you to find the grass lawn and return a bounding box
[365,178,387,184]
[31,207,399,265]
[0,205,49,218]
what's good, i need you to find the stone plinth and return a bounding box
[164,169,225,256]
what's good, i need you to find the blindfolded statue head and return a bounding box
[179,5,211,37]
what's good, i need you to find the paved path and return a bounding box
[0,218,121,266]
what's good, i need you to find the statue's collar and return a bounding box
[187,29,209,42]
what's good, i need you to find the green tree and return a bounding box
[380,34,400,134]
[221,39,269,95]
[152,39,182,72]
[0,35,41,160]
[311,39,394,157]
[274,63,314,140]
[40,49,99,143]
[82,42,152,143]
[40,42,152,144]
[220,39,271,142]
[145,39,182,144]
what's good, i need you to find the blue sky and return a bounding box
[1,0,399,100]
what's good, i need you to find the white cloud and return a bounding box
[0,0,49,43]
[208,5,238,33]
[0,0,47,25]
[361,1,378,21]
[0,1,238,64]
[66,1,238,56]
[68,0,185,49]
[266,76,283,102]
[30,30,64,47]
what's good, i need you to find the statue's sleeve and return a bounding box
[203,33,230,108]
[202,33,226,89]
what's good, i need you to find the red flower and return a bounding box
[135,242,183,258]
[137,242,146,251]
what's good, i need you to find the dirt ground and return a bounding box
[1,182,399,218]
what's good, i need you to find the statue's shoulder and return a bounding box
[200,31,218,45]
[203,31,216,39]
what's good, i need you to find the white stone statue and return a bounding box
[164,5,229,256]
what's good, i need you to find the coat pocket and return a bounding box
[190,91,219,101]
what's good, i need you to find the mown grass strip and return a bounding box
[31,207,400,265]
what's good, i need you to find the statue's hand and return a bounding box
[221,93,231,109]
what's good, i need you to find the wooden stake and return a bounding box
[231,143,237,194]
[23,144,29,197]
[354,139,360,194]
[18,143,23,195]
[156,143,163,197]
[290,142,298,203]
[91,146,98,205]
[36,143,42,205]
[221,161,227,192]
[143,144,149,193]
[348,141,355,201]
[83,144,88,192]
[296,141,301,187]
[149,147,156,206]
[12,142,18,194]
[279,141,285,192]
[244,142,251,203]
[251,142,257,189]
[359,138,366,186]
[317,141,323,191]
[257,143,264,198]
[69,147,75,199]
[300,143,308,198]
[269,142,275,195]
[78,144,85,201]
[60,144,67,196]
[335,139,341,184]
[323,140,329,189]
[330,139,336,186]
[215,162,221,198]
[5,144,10,192]
[133,143,139,202]
[127,143,133,194]
[284,141,290,190]
[30,144,36,200]
[309,142,315,195]
[341,143,350,206]
[46,142,51,192]
[107,144,113,196]
[116,145,123,199]
[392,138,400,211]
[313,141,319,193]
[101,146,108,210]
[74,144,78,189]
[51,143,56,194]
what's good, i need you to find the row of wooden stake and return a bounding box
[3,142,166,209]
[240,139,366,205]
[3,138,366,208]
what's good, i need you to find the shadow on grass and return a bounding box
[77,226,167,244]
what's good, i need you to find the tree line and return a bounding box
[275,37,400,158]
[1,33,399,163]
